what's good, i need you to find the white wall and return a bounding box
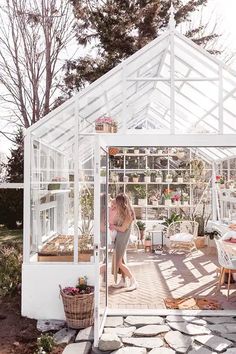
[22,263,96,319]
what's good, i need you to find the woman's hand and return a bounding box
[109,224,115,230]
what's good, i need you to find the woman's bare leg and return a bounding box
[117,259,133,279]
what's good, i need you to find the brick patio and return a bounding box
[103,247,236,310]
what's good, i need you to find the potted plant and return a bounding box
[163,188,172,206]
[110,172,119,183]
[60,277,94,329]
[155,171,162,183]
[177,173,183,183]
[100,169,106,183]
[172,192,181,205]
[132,173,139,183]
[182,192,189,206]
[144,168,151,183]
[166,173,172,183]
[79,188,94,261]
[145,147,150,154]
[215,175,225,188]
[134,147,139,154]
[190,174,195,183]
[157,148,163,155]
[136,221,146,242]
[193,201,211,249]
[162,212,182,227]
[189,158,205,181]
[123,175,129,183]
[144,235,152,247]
[135,185,146,206]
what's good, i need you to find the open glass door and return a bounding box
[94,137,108,346]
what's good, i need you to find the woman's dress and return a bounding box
[112,226,131,283]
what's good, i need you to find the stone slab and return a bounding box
[111,348,147,354]
[62,342,91,354]
[53,328,76,345]
[166,315,206,326]
[134,324,170,337]
[104,326,136,338]
[224,334,236,343]
[169,322,211,335]
[149,349,175,354]
[188,348,215,354]
[124,316,164,327]
[225,349,236,354]
[164,330,192,353]
[37,319,65,332]
[203,317,236,324]
[98,333,122,351]
[75,326,94,342]
[105,317,124,328]
[91,345,111,354]
[122,337,164,349]
[194,334,233,352]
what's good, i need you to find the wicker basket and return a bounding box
[59,285,94,329]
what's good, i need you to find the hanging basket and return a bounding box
[59,285,94,329]
[108,147,120,156]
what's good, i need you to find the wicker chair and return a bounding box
[215,239,236,300]
[166,220,199,254]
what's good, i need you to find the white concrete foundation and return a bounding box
[22,263,96,320]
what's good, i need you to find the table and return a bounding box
[146,229,164,250]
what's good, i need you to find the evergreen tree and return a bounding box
[0,129,24,228]
[64,0,220,92]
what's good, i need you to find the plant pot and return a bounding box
[144,176,151,183]
[145,148,150,154]
[138,199,146,206]
[190,178,195,183]
[177,177,183,183]
[100,176,106,183]
[123,176,129,183]
[134,149,139,154]
[152,200,159,206]
[157,150,163,155]
[155,177,162,183]
[174,201,180,206]
[166,178,172,183]
[133,177,139,183]
[194,236,206,249]
[165,199,172,206]
[144,240,152,247]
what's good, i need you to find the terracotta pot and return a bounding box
[194,236,206,249]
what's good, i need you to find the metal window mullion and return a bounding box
[23,132,31,264]
[170,33,175,134]
[121,63,128,133]
[73,102,79,264]
[219,65,223,134]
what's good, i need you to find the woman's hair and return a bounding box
[115,193,135,223]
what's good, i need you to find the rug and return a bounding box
[164,297,222,310]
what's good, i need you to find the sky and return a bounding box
[1,0,236,155]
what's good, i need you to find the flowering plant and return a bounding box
[95,116,117,126]
[172,193,181,202]
[215,175,225,184]
[163,188,172,200]
[62,277,94,296]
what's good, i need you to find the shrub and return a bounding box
[0,244,22,297]
[35,334,54,353]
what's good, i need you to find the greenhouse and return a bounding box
[22,10,236,345]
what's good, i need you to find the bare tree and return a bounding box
[0,0,74,138]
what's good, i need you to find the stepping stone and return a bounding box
[91,345,111,354]
[224,334,236,343]
[165,330,192,353]
[104,326,136,338]
[63,342,91,354]
[166,315,206,326]
[124,316,164,327]
[188,348,215,354]
[76,326,94,342]
[194,334,233,352]
[203,317,236,324]
[111,348,147,354]
[98,333,122,351]
[168,322,211,335]
[53,328,76,345]
[225,324,236,333]
[134,325,170,337]
[206,324,228,334]
[105,317,124,327]
[37,319,65,332]
[149,349,175,354]
[225,349,236,354]
[122,337,163,349]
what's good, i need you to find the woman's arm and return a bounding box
[114,215,132,233]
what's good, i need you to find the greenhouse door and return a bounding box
[94,137,109,346]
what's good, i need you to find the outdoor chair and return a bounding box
[165,220,199,254]
[215,239,236,300]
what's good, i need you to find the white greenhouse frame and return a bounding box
[22,10,236,345]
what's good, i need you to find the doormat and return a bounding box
[164,297,222,310]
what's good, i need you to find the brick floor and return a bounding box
[101,247,236,310]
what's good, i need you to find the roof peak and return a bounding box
[168,2,176,30]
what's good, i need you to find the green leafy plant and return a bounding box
[136,221,146,231]
[100,169,106,177]
[0,244,22,297]
[135,185,146,199]
[35,334,54,353]
[193,201,211,236]
[145,235,151,241]
[79,188,94,236]
[132,173,139,178]
[162,212,182,227]
[144,168,151,176]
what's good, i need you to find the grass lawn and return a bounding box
[0,226,23,246]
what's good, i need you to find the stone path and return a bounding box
[55,315,236,353]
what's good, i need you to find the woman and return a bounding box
[111,193,137,290]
